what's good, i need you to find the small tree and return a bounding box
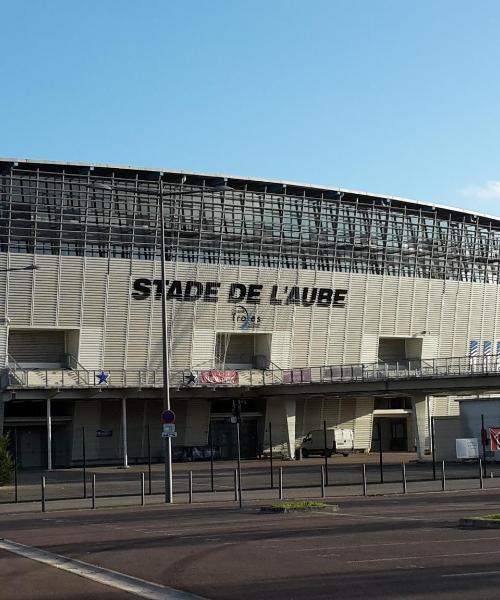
[0,433,14,486]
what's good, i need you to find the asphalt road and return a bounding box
[1,488,500,599]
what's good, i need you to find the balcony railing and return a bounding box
[3,354,500,390]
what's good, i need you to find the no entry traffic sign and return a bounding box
[161,409,176,424]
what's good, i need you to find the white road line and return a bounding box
[442,571,500,578]
[280,535,500,553]
[0,539,207,600]
[339,512,429,521]
[349,550,500,564]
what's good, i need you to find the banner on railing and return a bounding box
[283,368,311,384]
[490,427,500,452]
[199,370,239,385]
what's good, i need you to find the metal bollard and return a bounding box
[188,470,193,504]
[41,476,46,512]
[362,464,367,497]
[320,466,326,498]
[141,473,145,506]
[234,469,239,502]
[479,459,484,490]
[91,474,96,509]
[279,467,283,500]
[402,462,407,494]
[441,460,446,491]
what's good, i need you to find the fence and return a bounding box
[5,354,500,391]
[2,455,499,511]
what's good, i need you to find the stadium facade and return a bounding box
[1,158,498,468]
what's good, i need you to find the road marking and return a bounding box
[349,550,500,564]
[0,539,207,600]
[281,535,500,552]
[339,512,429,521]
[442,571,500,578]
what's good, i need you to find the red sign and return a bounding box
[199,370,239,385]
[490,427,500,452]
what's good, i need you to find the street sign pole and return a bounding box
[481,414,487,478]
[159,186,173,504]
[236,420,242,509]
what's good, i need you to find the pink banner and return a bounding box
[282,368,311,384]
[199,370,239,385]
[490,427,500,452]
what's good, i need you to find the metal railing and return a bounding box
[3,354,500,390]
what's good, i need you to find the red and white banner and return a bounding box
[199,370,239,385]
[490,427,500,452]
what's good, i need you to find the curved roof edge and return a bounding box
[1,156,498,224]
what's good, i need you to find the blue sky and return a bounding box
[1,0,499,214]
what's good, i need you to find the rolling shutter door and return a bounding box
[9,330,65,365]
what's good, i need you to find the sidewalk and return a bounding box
[1,470,498,516]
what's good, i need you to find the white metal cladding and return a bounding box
[78,327,104,370]
[2,252,500,370]
[0,325,7,367]
[300,397,373,450]
[192,329,216,368]
[353,397,375,450]
[264,398,290,455]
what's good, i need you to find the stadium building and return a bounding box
[1,158,499,468]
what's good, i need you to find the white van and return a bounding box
[299,428,354,458]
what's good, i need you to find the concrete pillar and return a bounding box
[285,398,296,460]
[121,397,129,469]
[412,394,427,459]
[46,398,52,471]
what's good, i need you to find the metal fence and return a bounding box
[4,354,500,390]
[2,457,500,510]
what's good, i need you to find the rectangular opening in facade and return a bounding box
[378,337,423,366]
[215,333,271,369]
[8,328,79,368]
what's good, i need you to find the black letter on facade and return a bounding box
[285,287,301,305]
[332,289,348,307]
[132,278,152,300]
[204,282,220,303]
[228,283,247,302]
[301,287,317,307]
[184,281,203,301]
[153,279,167,299]
[247,284,263,304]
[270,285,282,305]
[167,280,184,300]
[316,288,333,307]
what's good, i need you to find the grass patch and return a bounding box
[478,514,500,520]
[271,500,327,510]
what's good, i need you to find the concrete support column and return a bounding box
[412,394,427,459]
[121,397,129,469]
[46,397,52,471]
[285,398,296,460]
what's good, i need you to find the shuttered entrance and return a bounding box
[9,330,66,366]
[378,338,406,363]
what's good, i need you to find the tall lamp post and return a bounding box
[90,179,231,502]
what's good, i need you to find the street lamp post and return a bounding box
[89,179,232,503]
